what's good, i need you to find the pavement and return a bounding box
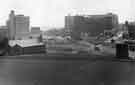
[0,54,134,85]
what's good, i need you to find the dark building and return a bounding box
[126,22,135,40]
[0,37,9,56]
[116,43,129,59]
[65,13,118,40]
[10,44,46,55]
[0,26,8,38]
[9,41,46,55]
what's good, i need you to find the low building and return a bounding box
[31,27,41,33]
[15,32,31,40]
[15,32,42,40]
[14,27,42,40]
[0,26,8,38]
[46,40,77,54]
[9,39,46,55]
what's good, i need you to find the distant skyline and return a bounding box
[0,0,135,30]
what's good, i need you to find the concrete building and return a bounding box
[14,27,42,40]
[14,32,42,40]
[14,32,31,40]
[6,11,42,40]
[15,15,29,34]
[0,26,8,38]
[31,27,41,33]
[127,23,135,40]
[9,39,45,55]
[7,10,15,40]
[65,13,118,40]
[29,27,42,39]
[7,10,30,40]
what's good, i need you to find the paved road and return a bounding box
[0,55,135,85]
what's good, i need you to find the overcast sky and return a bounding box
[0,0,135,30]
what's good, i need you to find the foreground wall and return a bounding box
[0,55,134,85]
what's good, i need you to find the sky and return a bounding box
[0,0,135,30]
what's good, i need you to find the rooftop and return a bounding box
[9,39,44,47]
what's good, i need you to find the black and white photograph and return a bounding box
[0,0,135,85]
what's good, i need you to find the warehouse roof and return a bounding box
[9,39,44,47]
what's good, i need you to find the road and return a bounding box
[0,54,135,85]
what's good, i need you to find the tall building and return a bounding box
[7,10,15,40]
[65,13,118,39]
[15,15,29,34]
[7,10,30,40]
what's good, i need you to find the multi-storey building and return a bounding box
[7,10,30,40]
[15,15,29,34]
[65,13,119,40]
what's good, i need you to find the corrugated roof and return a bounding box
[9,39,44,47]
[17,42,43,47]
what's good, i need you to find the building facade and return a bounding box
[65,13,118,40]
[15,15,29,34]
[9,39,45,55]
[127,23,135,40]
[0,26,8,38]
[7,10,15,40]
[7,10,30,40]
[31,27,41,33]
